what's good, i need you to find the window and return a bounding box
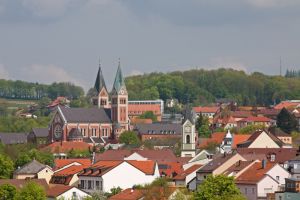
[81,128,86,137]
[96,181,100,190]
[270,154,276,162]
[276,176,280,181]
[80,180,85,189]
[203,175,207,179]
[88,180,92,189]
[72,192,78,200]
[92,128,97,137]
[186,135,191,144]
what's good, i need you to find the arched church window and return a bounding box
[186,135,190,144]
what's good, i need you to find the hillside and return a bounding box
[125,68,300,106]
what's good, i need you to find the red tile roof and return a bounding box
[232,135,251,148]
[239,116,272,123]
[41,141,92,153]
[47,184,74,198]
[109,188,144,200]
[54,165,86,176]
[231,111,252,118]
[274,101,300,110]
[158,162,184,178]
[95,149,177,162]
[54,159,92,170]
[193,106,220,113]
[173,164,202,180]
[235,162,275,184]
[127,160,156,175]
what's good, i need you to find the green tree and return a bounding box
[0,184,17,200]
[110,187,122,195]
[196,115,211,137]
[239,124,266,134]
[139,111,157,122]
[0,154,14,179]
[277,108,298,133]
[119,131,140,145]
[15,153,31,168]
[194,175,245,200]
[15,181,46,200]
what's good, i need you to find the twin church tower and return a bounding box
[94,61,129,135]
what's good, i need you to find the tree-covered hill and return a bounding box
[0,80,84,100]
[125,68,300,106]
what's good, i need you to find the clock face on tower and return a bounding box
[54,124,62,139]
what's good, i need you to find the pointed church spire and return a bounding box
[94,60,107,93]
[112,58,126,93]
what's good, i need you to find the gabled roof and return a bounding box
[173,164,202,180]
[54,158,92,170]
[109,188,144,200]
[237,148,298,164]
[193,106,220,113]
[95,149,177,162]
[223,160,254,176]
[237,130,284,148]
[197,153,238,173]
[158,162,184,178]
[32,128,49,137]
[235,162,276,184]
[47,184,74,198]
[0,132,27,145]
[59,106,111,123]
[274,101,300,110]
[94,66,107,93]
[135,123,182,135]
[112,63,126,93]
[42,141,92,153]
[14,160,47,175]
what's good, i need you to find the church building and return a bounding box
[48,62,129,144]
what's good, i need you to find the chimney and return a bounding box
[262,159,267,169]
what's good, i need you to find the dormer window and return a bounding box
[270,154,276,162]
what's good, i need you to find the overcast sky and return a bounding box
[0,0,300,91]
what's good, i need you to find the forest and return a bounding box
[0,80,84,100]
[125,68,300,106]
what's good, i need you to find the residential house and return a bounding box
[53,158,92,171]
[173,164,202,190]
[50,165,86,186]
[236,161,290,200]
[13,160,53,184]
[78,160,160,193]
[269,127,292,145]
[274,178,300,200]
[0,179,90,200]
[0,132,27,145]
[237,116,274,129]
[196,153,246,184]
[237,148,298,167]
[285,155,300,179]
[193,106,220,119]
[274,100,300,110]
[237,130,286,148]
[223,160,257,178]
[27,127,49,145]
[134,123,182,142]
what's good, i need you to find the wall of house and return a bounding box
[37,167,53,184]
[57,187,90,200]
[78,176,103,194]
[237,184,257,200]
[278,136,292,145]
[257,176,280,198]
[13,174,35,180]
[124,153,147,161]
[102,162,160,192]
[266,164,290,186]
[248,132,280,148]
[188,178,197,191]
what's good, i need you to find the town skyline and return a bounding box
[0,0,300,90]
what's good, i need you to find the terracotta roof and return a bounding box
[237,148,298,164]
[128,104,161,115]
[193,106,220,113]
[239,116,272,123]
[235,162,275,184]
[232,135,251,148]
[109,188,144,200]
[230,111,252,118]
[173,164,202,180]
[274,101,300,110]
[198,132,225,148]
[47,184,73,198]
[79,160,156,176]
[257,109,281,116]
[54,165,86,176]
[41,141,92,153]
[130,118,153,124]
[127,160,156,175]
[54,159,92,170]
[158,162,184,178]
[95,149,177,162]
